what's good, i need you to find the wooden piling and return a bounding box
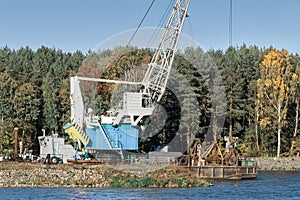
[14,127,19,158]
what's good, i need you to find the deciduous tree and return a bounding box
[257,48,298,157]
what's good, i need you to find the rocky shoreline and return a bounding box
[1,157,300,188]
[253,157,300,171]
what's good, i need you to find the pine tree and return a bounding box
[0,71,18,153]
[13,83,40,149]
[236,45,264,154]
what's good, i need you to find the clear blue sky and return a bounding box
[1,0,300,54]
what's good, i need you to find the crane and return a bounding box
[64,0,191,161]
[111,0,190,126]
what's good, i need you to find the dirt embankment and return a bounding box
[0,162,211,188]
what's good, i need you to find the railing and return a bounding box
[98,122,114,149]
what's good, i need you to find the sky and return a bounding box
[1,0,300,54]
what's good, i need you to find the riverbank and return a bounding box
[1,157,299,188]
[0,162,211,188]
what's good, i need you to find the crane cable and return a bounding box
[147,0,175,48]
[109,0,156,74]
[229,0,233,47]
[126,0,156,47]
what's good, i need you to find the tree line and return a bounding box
[0,46,84,154]
[0,45,299,157]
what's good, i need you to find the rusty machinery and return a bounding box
[178,136,239,167]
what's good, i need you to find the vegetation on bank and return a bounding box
[109,165,212,188]
[0,45,299,157]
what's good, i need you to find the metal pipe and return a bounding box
[75,76,143,85]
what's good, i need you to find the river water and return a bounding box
[0,171,299,200]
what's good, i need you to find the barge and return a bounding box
[188,164,257,180]
[178,137,258,180]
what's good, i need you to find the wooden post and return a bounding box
[13,127,19,158]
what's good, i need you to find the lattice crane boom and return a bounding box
[143,0,190,104]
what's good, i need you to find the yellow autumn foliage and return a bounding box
[264,79,272,88]
[262,49,291,70]
[257,47,296,133]
[274,75,281,86]
[292,73,298,81]
[260,117,271,127]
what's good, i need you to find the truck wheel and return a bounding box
[51,156,59,164]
